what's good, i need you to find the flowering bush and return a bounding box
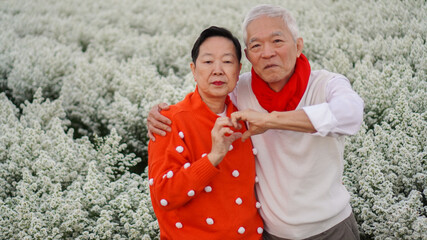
[0,91,158,239]
[0,0,425,239]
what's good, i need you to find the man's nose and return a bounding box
[261,43,276,58]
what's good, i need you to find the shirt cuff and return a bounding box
[303,103,338,137]
[191,156,220,186]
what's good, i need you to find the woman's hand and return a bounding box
[208,117,242,166]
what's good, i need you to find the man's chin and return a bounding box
[261,75,285,84]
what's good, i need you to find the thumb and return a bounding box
[230,113,243,129]
[228,132,242,143]
[241,131,252,142]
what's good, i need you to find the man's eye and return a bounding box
[204,61,212,64]
[273,39,283,43]
[250,44,260,49]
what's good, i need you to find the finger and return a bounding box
[148,124,166,137]
[148,116,171,133]
[148,103,172,126]
[158,102,170,111]
[241,131,252,142]
[147,117,169,136]
[153,110,172,126]
[148,130,156,142]
[230,112,243,129]
[214,117,233,130]
[218,127,233,137]
[228,132,242,142]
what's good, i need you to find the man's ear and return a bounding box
[244,48,249,60]
[296,38,304,57]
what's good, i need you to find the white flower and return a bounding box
[0,0,425,239]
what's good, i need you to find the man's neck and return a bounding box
[268,78,289,92]
[266,68,295,92]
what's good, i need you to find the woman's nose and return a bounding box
[212,62,224,75]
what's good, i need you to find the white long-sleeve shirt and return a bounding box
[229,70,364,239]
[230,70,364,137]
[303,73,364,137]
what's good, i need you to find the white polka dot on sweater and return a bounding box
[235,197,242,205]
[160,199,168,206]
[256,202,261,209]
[257,227,263,234]
[206,218,214,225]
[232,170,239,177]
[176,146,184,153]
[229,145,233,151]
[166,170,173,178]
[187,190,195,197]
[175,222,183,229]
[255,176,259,183]
[149,178,154,186]
[204,186,212,192]
[183,162,190,169]
[178,131,184,139]
[238,227,245,234]
[252,148,258,155]
[201,153,207,158]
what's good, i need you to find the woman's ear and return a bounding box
[190,62,197,82]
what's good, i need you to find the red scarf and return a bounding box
[251,54,311,112]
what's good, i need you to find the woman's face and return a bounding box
[191,36,242,102]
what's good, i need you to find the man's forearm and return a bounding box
[267,109,316,133]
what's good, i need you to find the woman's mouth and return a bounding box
[212,81,225,86]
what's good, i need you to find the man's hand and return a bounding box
[147,103,172,141]
[231,109,269,142]
[208,117,242,166]
[231,109,316,140]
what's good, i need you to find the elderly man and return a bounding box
[148,4,363,240]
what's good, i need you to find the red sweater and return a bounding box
[148,89,263,240]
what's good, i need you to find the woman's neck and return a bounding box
[200,95,226,114]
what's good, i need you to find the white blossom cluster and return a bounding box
[0,0,425,239]
[0,91,159,239]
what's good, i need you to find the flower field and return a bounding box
[0,0,425,239]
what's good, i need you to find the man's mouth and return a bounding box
[264,64,278,69]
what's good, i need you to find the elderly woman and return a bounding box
[148,26,263,239]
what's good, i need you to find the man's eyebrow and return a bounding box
[248,37,258,45]
[271,31,284,37]
[248,31,284,44]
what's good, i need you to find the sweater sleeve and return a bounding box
[303,75,364,137]
[148,118,220,211]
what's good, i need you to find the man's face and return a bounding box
[245,16,303,92]
[191,36,242,102]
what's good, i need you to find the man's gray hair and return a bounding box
[242,4,299,46]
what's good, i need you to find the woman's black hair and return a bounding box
[191,26,242,64]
